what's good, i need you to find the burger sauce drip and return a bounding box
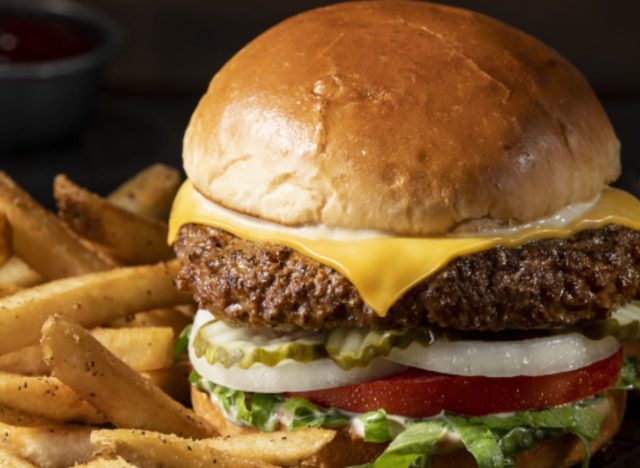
[0,14,96,63]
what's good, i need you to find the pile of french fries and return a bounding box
[0,166,337,467]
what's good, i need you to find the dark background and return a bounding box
[1,0,639,207]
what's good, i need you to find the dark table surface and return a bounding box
[1,90,640,467]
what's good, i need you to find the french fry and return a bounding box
[0,212,11,268]
[0,420,92,467]
[108,163,181,221]
[142,362,191,404]
[41,316,213,438]
[0,404,55,427]
[0,326,176,376]
[0,345,48,376]
[108,308,192,335]
[91,429,273,468]
[0,172,111,279]
[54,175,174,265]
[74,457,136,467]
[0,260,190,354]
[0,447,37,467]
[0,373,106,424]
[0,256,43,287]
[203,428,336,465]
[0,284,22,298]
[92,327,175,371]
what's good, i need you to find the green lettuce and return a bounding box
[358,410,392,443]
[280,397,350,429]
[371,421,446,468]
[193,374,609,468]
[193,375,283,431]
[444,416,505,468]
[615,355,640,390]
[173,324,192,359]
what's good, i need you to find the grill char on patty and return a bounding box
[174,224,640,332]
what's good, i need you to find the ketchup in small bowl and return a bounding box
[0,0,120,150]
[0,14,97,64]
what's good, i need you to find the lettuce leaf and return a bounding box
[465,401,603,440]
[615,355,640,390]
[196,378,283,431]
[173,324,192,359]
[371,421,446,468]
[444,416,505,468]
[358,410,392,443]
[280,397,350,429]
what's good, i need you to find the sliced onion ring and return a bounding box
[189,309,406,392]
[386,333,621,377]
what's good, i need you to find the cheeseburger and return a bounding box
[169,1,640,467]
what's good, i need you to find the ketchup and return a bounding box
[0,13,96,63]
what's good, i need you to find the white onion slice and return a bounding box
[189,309,406,392]
[386,333,620,377]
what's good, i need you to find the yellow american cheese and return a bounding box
[169,182,640,317]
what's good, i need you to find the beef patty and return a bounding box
[174,224,640,332]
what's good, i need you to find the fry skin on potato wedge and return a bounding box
[91,327,175,372]
[42,316,214,439]
[0,420,93,468]
[108,308,192,335]
[0,373,106,424]
[0,172,112,279]
[142,362,191,405]
[54,175,174,265]
[108,164,181,221]
[0,326,176,376]
[90,429,275,468]
[0,256,43,288]
[0,260,190,355]
[0,447,37,467]
[74,456,137,467]
[0,212,11,268]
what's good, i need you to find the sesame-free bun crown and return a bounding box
[183,0,620,236]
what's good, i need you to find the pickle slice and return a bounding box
[325,328,435,370]
[578,301,640,341]
[193,319,327,369]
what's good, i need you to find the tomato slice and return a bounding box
[288,349,622,417]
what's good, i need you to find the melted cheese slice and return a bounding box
[169,182,640,317]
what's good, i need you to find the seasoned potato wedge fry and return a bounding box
[42,317,213,438]
[0,326,175,376]
[108,164,181,221]
[0,212,11,268]
[74,456,136,467]
[0,256,43,287]
[91,429,274,468]
[203,428,336,465]
[142,362,191,405]
[54,175,174,265]
[108,308,192,335]
[0,344,47,375]
[0,261,189,354]
[0,373,106,424]
[0,447,37,467]
[0,284,22,298]
[92,327,175,371]
[0,172,111,279]
[0,420,92,468]
[0,404,56,427]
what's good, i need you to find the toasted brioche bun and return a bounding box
[184,0,619,236]
[192,387,625,467]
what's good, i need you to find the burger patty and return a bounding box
[174,224,640,332]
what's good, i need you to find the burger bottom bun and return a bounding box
[191,387,626,468]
